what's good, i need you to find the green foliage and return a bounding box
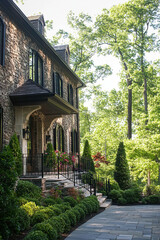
[114,142,130,190]
[44,143,57,168]
[65,210,77,226]
[63,196,78,207]
[59,213,71,232]
[31,211,49,226]
[47,205,62,216]
[143,184,159,196]
[24,230,48,240]
[142,195,160,204]
[32,222,57,240]
[21,201,39,217]
[42,197,56,207]
[16,180,41,199]
[109,190,123,203]
[0,145,18,239]
[9,133,22,176]
[74,206,85,220]
[15,208,30,232]
[47,216,65,235]
[81,140,95,172]
[123,189,139,204]
[117,197,127,205]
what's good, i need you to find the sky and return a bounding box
[17,0,129,91]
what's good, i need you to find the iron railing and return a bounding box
[22,154,110,196]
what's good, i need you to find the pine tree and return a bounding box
[9,133,22,176]
[81,140,95,172]
[114,142,130,190]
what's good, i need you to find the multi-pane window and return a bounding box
[29,49,43,86]
[0,17,5,66]
[53,125,64,152]
[67,84,73,106]
[53,72,63,97]
[0,107,3,151]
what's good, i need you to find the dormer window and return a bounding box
[0,17,5,66]
[29,49,43,86]
[53,72,63,97]
[68,83,73,106]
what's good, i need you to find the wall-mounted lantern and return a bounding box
[23,126,30,140]
[46,134,51,144]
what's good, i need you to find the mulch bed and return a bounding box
[10,207,105,240]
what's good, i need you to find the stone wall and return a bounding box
[0,8,79,150]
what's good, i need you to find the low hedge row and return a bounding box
[24,195,100,240]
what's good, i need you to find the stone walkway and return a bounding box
[65,205,160,240]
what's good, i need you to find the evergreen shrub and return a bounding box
[63,196,78,207]
[114,142,130,190]
[21,201,39,217]
[31,211,49,226]
[109,189,123,203]
[59,213,71,232]
[9,133,22,176]
[32,222,57,240]
[24,230,48,240]
[81,140,95,172]
[65,210,77,226]
[44,143,57,168]
[16,180,41,199]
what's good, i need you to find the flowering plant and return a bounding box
[92,152,110,168]
[55,150,76,165]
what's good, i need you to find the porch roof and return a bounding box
[9,80,78,115]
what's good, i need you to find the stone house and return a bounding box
[0,0,84,175]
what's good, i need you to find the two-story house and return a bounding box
[0,0,84,175]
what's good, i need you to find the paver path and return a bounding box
[65,205,160,240]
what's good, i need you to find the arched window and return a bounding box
[0,17,6,66]
[0,107,3,151]
[53,124,64,152]
[29,49,43,86]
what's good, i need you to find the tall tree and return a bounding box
[95,0,160,138]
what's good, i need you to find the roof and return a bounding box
[1,0,85,88]
[28,15,45,26]
[9,80,78,115]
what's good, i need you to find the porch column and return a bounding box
[14,105,41,175]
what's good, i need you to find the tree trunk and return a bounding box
[127,79,132,139]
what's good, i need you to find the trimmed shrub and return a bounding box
[110,179,120,190]
[47,216,65,235]
[117,197,127,205]
[114,142,130,190]
[74,206,85,220]
[21,201,39,217]
[145,195,160,204]
[48,206,62,216]
[63,196,77,207]
[77,203,88,215]
[31,211,49,226]
[9,133,22,176]
[143,184,160,196]
[42,197,56,207]
[33,222,57,240]
[70,208,81,222]
[16,180,41,199]
[24,230,48,240]
[59,213,71,232]
[65,210,77,226]
[109,189,123,203]
[53,203,71,212]
[44,143,57,168]
[16,208,30,231]
[123,189,139,204]
[81,140,95,172]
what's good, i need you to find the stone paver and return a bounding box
[65,205,160,240]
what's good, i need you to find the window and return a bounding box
[0,17,5,66]
[67,83,73,106]
[29,49,43,86]
[0,107,3,151]
[53,72,63,97]
[71,129,78,154]
[53,124,64,152]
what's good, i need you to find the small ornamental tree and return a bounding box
[114,142,130,190]
[81,140,95,172]
[44,143,57,168]
[9,133,22,176]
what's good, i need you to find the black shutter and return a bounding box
[71,130,73,153]
[56,73,59,94]
[0,107,3,151]
[70,85,73,105]
[53,72,56,94]
[62,128,64,152]
[2,20,5,66]
[0,18,5,66]
[67,84,70,102]
[53,126,57,150]
[61,79,63,98]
